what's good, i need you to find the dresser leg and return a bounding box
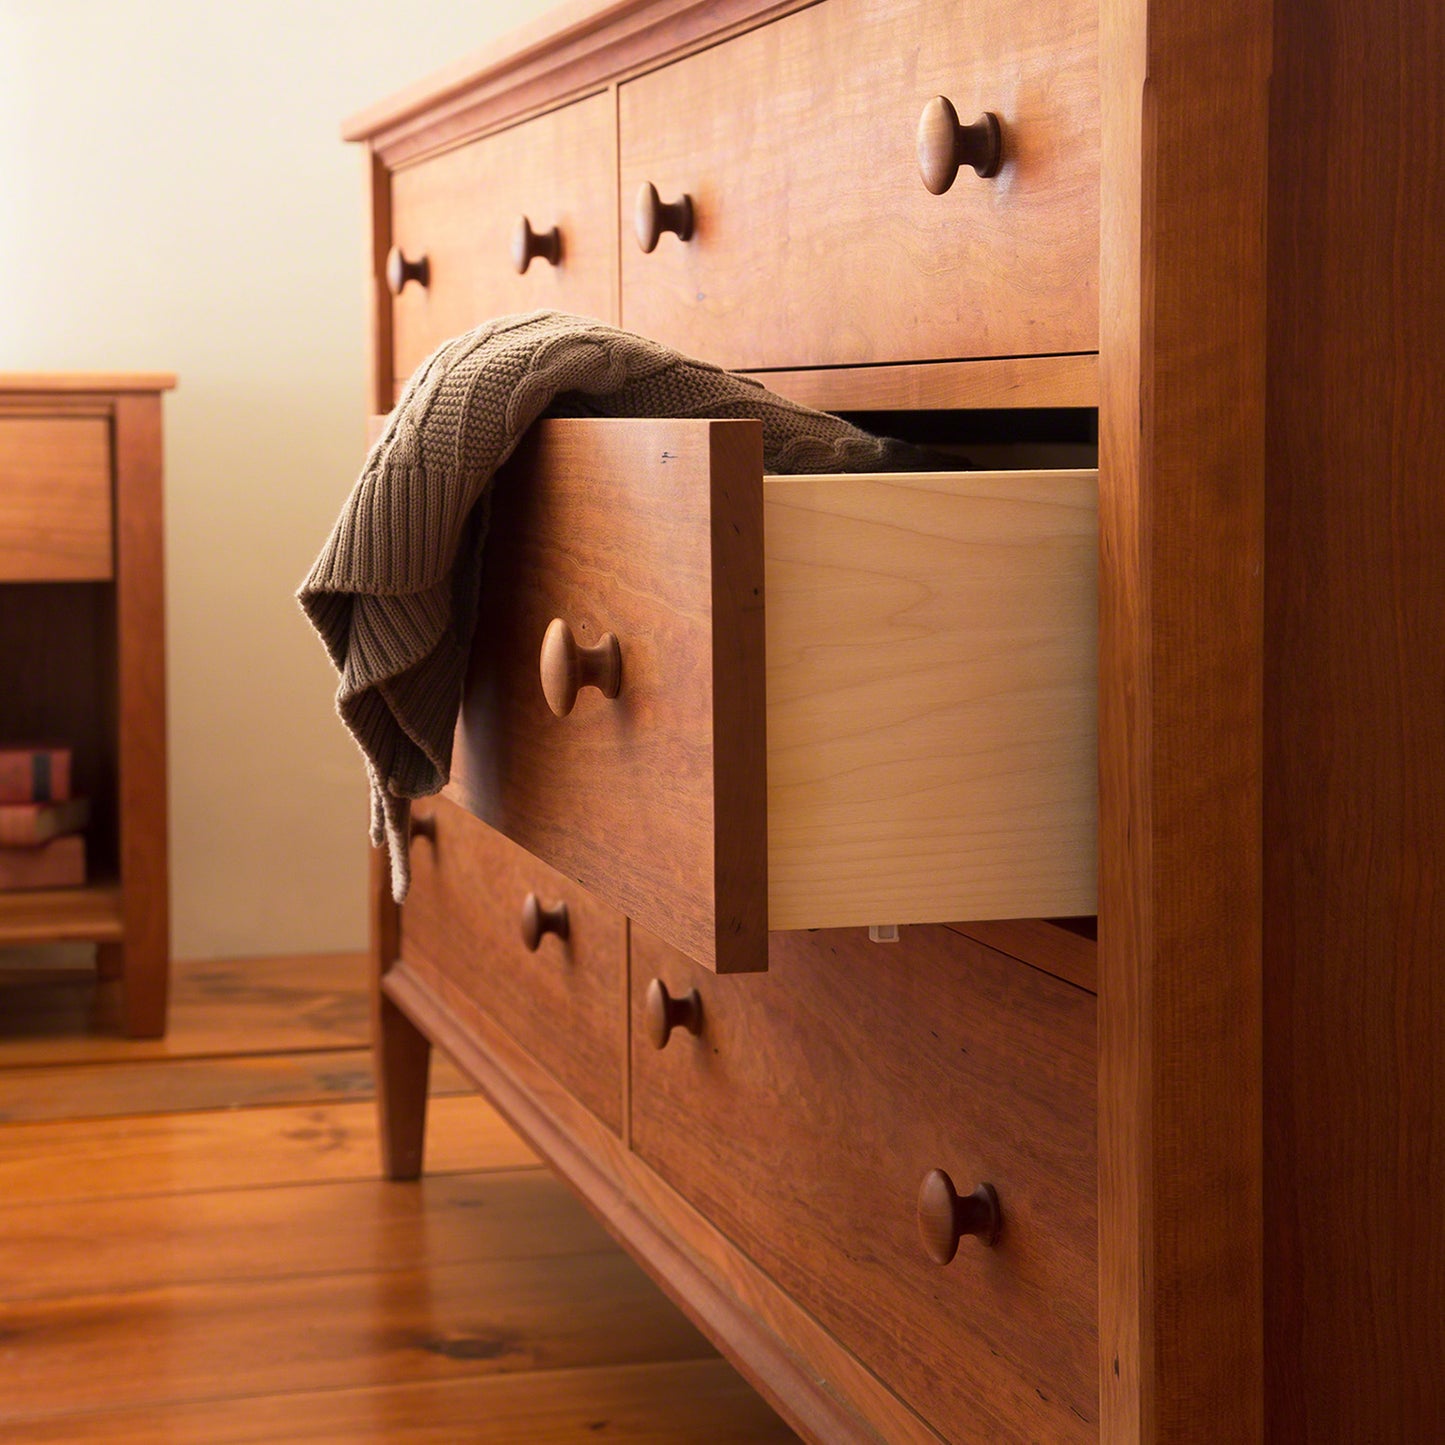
[375,986,431,1180]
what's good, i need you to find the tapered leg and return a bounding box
[374,986,431,1180]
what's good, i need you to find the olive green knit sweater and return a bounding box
[299,311,913,900]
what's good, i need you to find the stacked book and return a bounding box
[0,746,89,890]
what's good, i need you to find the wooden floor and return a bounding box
[0,947,798,1443]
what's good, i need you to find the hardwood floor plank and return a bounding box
[0,948,791,1440]
[0,1358,799,1443]
[0,953,369,1064]
[0,1095,536,1205]
[0,1046,474,1123]
[0,1171,609,1303]
[0,1253,716,1425]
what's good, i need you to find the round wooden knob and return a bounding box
[385,245,430,295]
[539,618,621,717]
[917,1169,1002,1262]
[634,182,695,253]
[916,98,1003,193]
[520,892,569,951]
[511,216,562,274]
[644,978,702,1050]
[409,811,437,845]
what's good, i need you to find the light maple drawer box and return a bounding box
[446,416,1097,976]
[630,922,1099,1441]
[618,0,1098,369]
[401,795,627,1133]
[0,417,113,581]
[386,92,617,390]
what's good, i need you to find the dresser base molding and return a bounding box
[380,957,943,1445]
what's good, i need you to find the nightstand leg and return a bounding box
[96,942,124,980]
[375,986,431,1180]
[120,940,169,1038]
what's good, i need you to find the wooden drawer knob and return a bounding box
[520,892,569,951]
[916,97,1003,193]
[634,182,695,253]
[385,245,430,295]
[644,978,702,1050]
[409,811,437,845]
[512,216,562,274]
[539,618,621,717]
[917,1168,1002,1262]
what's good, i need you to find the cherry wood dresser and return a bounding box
[345,1,1442,1439]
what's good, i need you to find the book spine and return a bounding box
[0,798,90,846]
[0,750,72,805]
[0,834,86,890]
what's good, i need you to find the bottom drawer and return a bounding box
[631,923,1098,1441]
[402,797,627,1133]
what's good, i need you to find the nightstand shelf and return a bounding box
[0,884,125,947]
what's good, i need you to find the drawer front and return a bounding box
[631,923,1098,1441]
[402,795,627,1132]
[0,418,112,581]
[619,0,1098,369]
[389,92,617,388]
[447,417,767,976]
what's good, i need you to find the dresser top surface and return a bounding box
[341,0,812,152]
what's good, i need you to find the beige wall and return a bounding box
[0,0,559,959]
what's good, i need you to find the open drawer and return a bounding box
[447,417,1096,973]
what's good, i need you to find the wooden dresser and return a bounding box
[345,1,1443,1440]
[0,375,172,1037]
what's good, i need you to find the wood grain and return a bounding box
[1097,0,1270,1437]
[0,1171,605,1303]
[0,374,175,395]
[0,952,370,1065]
[619,0,1098,368]
[389,90,617,384]
[343,0,818,164]
[403,797,628,1131]
[1263,0,1445,1435]
[449,418,767,974]
[0,1095,535,1206]
[946,918,1098,995]
[0,885,124,946]
[0,417,113,580]
[749,352,1099,413]
[631,923,1098,1442]
[385,959,941,1445]
[111,392,170,1036]
[0,1047,472,1125]
[0,1359,798,1444]
[0,1251,712,1427]
[765,469,1097,927]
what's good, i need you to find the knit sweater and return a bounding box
[299,311,918,901]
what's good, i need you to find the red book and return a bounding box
[0,833,86,890]
[0,797,90,847]
[0,747,72,805]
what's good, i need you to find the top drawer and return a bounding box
[0,418,113,581]
[619,0,1099,369]
[388,92,617,388]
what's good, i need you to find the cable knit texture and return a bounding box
[299,311,920,901]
